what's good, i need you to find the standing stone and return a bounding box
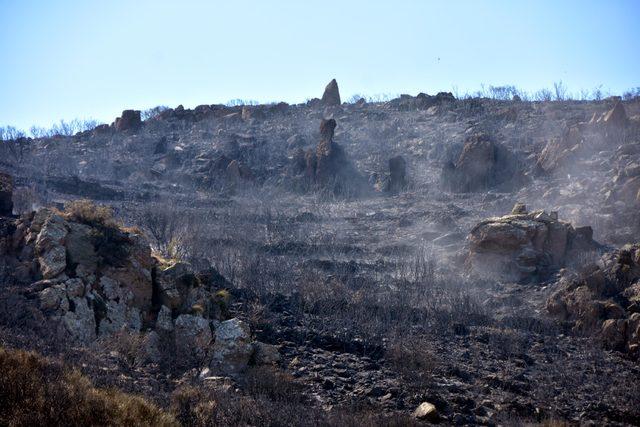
[387,156,407,193]
[321,79,341,106]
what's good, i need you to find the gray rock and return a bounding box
[39,284,68,311]
[66,222,98,273]
[211,318,253,374]
[156,305,174,332]
[252,342,280,365]
[62,297,96,343]
[175,314,212,366]
[321,79,341,106]
[35,214,68,279]
[413,401,439,422]
[64,278,85,298]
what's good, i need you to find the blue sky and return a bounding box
[1,0,639,130]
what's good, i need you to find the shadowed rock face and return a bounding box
[114,110,142,131]
[468,204,600,282]
[442,133,524,193]
[0,172,13,216]
[321,79,341,106]
[386,155,407,193]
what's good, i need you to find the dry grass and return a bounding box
[0,346,177,426]
[62,198,118,228]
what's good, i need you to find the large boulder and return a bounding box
[468,204,599,282]
[321,79,341,106]
[0,172,13,216]
[442,133,523,192]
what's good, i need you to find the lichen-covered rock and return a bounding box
[211,318,253,374]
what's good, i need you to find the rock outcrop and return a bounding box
[321,79,341,106]
[547,243,640,357]
[442,133,524,192]
[0,195,274,373]
[114,109,142,131]
[468,204,599,282]
[536,125,584,174]
[292,119,366,196]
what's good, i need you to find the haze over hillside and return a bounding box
[1,2,639,426]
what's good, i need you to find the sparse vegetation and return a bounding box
[0,346,177,426]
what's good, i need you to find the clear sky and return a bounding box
[1,0,639,130]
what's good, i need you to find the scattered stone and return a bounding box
[413,401,439,422]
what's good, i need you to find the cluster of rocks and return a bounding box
[547,243,640,357]
[391,91,456,111]
[290,118,366,195]
[468,203,599,282]
[605,142,640,208]
[536,101,633,176]
[441,133,525,193]
[0,186,277,373]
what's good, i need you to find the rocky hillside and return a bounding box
[1,81,640,425]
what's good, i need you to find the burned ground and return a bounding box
[1,90,640,425]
